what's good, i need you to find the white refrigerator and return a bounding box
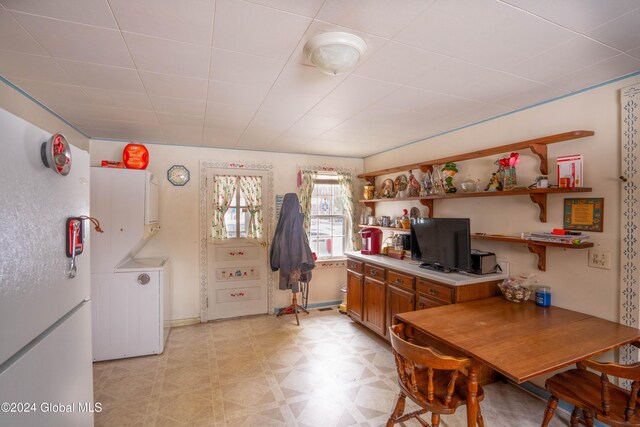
[0,108,94,426]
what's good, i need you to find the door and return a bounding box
[347,269,364,321]
[363,276,386,336]
[207,169,269,320]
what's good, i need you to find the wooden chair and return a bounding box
[387,323,485,427]
[541,359,640,427]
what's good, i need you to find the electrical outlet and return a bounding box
[588,250,612,269]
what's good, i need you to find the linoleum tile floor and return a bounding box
[93,308,571,427]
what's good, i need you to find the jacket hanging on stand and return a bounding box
[270,193,315,293]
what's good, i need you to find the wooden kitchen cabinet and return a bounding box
[386,284,415,333]
[363,276,386,337]
[346,269,364,321]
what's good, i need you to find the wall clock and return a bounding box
[167,165,190,186]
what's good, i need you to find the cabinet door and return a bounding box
[387,285,415,331]
[363,277,386,336]
[346,270,364,321]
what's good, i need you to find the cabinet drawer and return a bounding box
[416,294,448,310]
[365,264,386,280]
[387,270,414,290]
[347,258,364,273]
[417,280,453,304]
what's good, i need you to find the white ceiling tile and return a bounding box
[547,54,640,92]
[0,8,47,55]
[629,47,640,60]
[213,0,311,60]
[507,36,620,83]
[205,102,255,129]
[12,12,132,67]
[83,128,132,139]
[161,124,204,146]
[316,0,435,38]
[210,48,285,87]
[46,102,108,119]
[156,112,205,127]
[408,58,496,100]
[84,87,153,110]
[9,78,93,105]
[203,126,243,148]
[354,42,447,85]
[241,0,324,17]
[460,70,539,104]
[299,139,368,157]
[588,9,640,53]
[376,87,480,118]
[123,32,210,79]
[108,0,214,45]
[503,0,640,33]
[394,0,512,57]
[270,135,313,150]
[0,51,73,84]
[310,76,400,119]
[67,116,155,131]
[139,71,208,99]
[58,60,146,92]
[149,95,206,116]
[99,107,160,124]
[258,63,347,115]
[207,80,269,108]
[492,84,569,110]
[460,8,575,69]
[0,0,117,28]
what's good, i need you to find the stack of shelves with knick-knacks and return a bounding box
[357,130,595,271]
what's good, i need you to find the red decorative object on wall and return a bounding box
[123,143,149,169]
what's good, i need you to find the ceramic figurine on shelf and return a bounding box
[485,172,503,192]
[407,170,421,197]
[431,168,444,195]
[421,170,433,196]
[441,162,458,193]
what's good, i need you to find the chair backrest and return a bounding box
[388,324,472,407]
[578,359,640,422]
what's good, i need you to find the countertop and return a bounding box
[116,257,168,272]
[345,251,507,286]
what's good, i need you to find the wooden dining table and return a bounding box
[394,296,640,426]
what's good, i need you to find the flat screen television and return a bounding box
[410,218,471,273]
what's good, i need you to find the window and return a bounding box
[308,176,346,259]
[210,173,263,240]
[223,180,251,238]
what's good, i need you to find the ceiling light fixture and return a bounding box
[304,32,367,76]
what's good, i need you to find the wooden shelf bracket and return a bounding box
[527,244,547,271]
[529,193,547,222]
[529,143,548,175]
[419,199,434,218]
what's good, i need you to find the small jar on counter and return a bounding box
[535,286,551,307]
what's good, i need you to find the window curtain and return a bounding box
[211,175,237,239]
[337,172,355,251]
[299,170,316,232]
[239,175,263,239]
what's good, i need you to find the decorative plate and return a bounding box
[394,174,408,191]
[167,165,190,186]
[410,207,420,218]
[381,178,395,198]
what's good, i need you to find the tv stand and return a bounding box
[420,263,455,273]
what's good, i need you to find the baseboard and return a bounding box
[517,381,607,427]
[273,300,341,314]
[170,317,201,327]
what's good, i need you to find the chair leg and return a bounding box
[540,396,558,427]
[386,391,406,427]
[477,407,485,427]
[431,413,440,427]
[570,407,580,427]
[583,409,594,427]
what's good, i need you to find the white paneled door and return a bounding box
[207,169,269,320]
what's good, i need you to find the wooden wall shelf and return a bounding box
[356,224,411,233]
[471,233,593,271]
[360,187,592,222]
[358,130,594,181]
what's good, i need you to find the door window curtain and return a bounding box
[299,170,316,233]
[337,172,355,252]
[239,175,263,239]
[211,175,237,239]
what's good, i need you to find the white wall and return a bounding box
[90,141,363,321]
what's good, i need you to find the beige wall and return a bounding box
[90,141,363,321]
[0,80,89,151]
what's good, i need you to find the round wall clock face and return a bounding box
[167,165,190,186]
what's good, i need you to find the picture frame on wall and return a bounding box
[563,198,604,232]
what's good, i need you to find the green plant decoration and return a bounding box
[441,162,458,193]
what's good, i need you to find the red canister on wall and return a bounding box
[361,228,382,255]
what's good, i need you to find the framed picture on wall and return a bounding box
[563,198,604,232]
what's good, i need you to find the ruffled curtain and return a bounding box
[299,170,316,233]
[337,172,355,251]
[211,175,237,239]
[239,175,263,239]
